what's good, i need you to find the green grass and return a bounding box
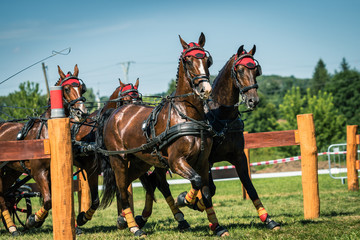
[1,174,360,239]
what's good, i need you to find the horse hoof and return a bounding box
[265,216,281,230]
[25,214,36,229]
[11,230,21,237]
[35,218,47,228]
[135,215,147,229]
[176,191,188,207]
[178,220,190,231]
[134,229,147,237]
[76,212,88,226]
[214,225,229,237]
[75,227,83,235]
[117,215,128,230]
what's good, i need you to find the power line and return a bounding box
[0,47,71,86]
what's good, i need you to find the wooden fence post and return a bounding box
[49,85,75,240]
[79,170,91,213]
[49,118,75,240]
[297,114,320,219]
[346,125,359,191]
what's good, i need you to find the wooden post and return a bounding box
[297,114,320,219]
[79,170,91,213]
[49,118,75,240]
[346,125,359,191]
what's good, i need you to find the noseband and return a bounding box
[231,54,259,95]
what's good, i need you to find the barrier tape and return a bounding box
[211,150,358,171]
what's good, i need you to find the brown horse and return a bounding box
[0,65,87,236]
[73,78,140,227]
[137,45,281,230]
[99,33,229,237]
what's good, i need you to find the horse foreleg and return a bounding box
[109,155,146,237]
[0,173,21,236]
[77,170,100,226]
[26,169,51,229]
[233,152,280,230]
[136,168,190,230]
[199,165,229,237]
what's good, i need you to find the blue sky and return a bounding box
[0,0,359,97]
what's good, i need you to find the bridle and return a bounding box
[181,43,212,93]
[231,53,261,95]
[59,74,87,119]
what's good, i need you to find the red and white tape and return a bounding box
[211,151,354,171]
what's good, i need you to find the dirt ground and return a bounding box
[252,160,330,174]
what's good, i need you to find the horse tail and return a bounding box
[95,108,117,209]
[99,156,117,209]
[139,172,157,202]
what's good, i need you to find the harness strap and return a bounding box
[96,122,211,156]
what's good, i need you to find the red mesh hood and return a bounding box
[235,51,256,69]
[61,74,80,86]
[183,42,206,58]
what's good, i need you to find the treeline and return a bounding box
[243,58,359,156]
[1,58,359,156]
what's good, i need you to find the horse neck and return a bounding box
[174,63,205,120]
[210,57,240,119]
[103,87,121,111]
[212,57,240,106]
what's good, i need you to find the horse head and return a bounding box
[118,78,141,104]
[57,64,88,121]
[179,32,212,100]
[232,45,261,109]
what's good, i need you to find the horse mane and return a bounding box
[174,54,183,91]
[213,54,235,86]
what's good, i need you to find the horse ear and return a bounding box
[134,78,139,88]
[179,35,188,50]
[119,78,125,88]
[237,45,244,57]
[198,32,205,47]
[73,64,79,77]
[58,65,66,80]
[249,45,256,56]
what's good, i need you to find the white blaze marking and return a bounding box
[198,60,206,75]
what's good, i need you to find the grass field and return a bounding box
[1,174,359,239]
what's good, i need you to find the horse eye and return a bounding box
[64,87,71,94]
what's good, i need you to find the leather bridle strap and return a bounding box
[191,74,210,87]
[239,83,258,94]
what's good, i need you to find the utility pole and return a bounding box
[119,61,135,83]
[42,62,50,98]
[96,88,101,110]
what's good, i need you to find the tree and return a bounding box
[310,59,330,95]
[166,79,176,96]
[0,81,48,120]
[304,89,346,151]
[83,87,97,113]
[325,59,360,125]
[340,57,350,72]
[243,93,280,133]
[279,87,346,153]
[278,86,305,130]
